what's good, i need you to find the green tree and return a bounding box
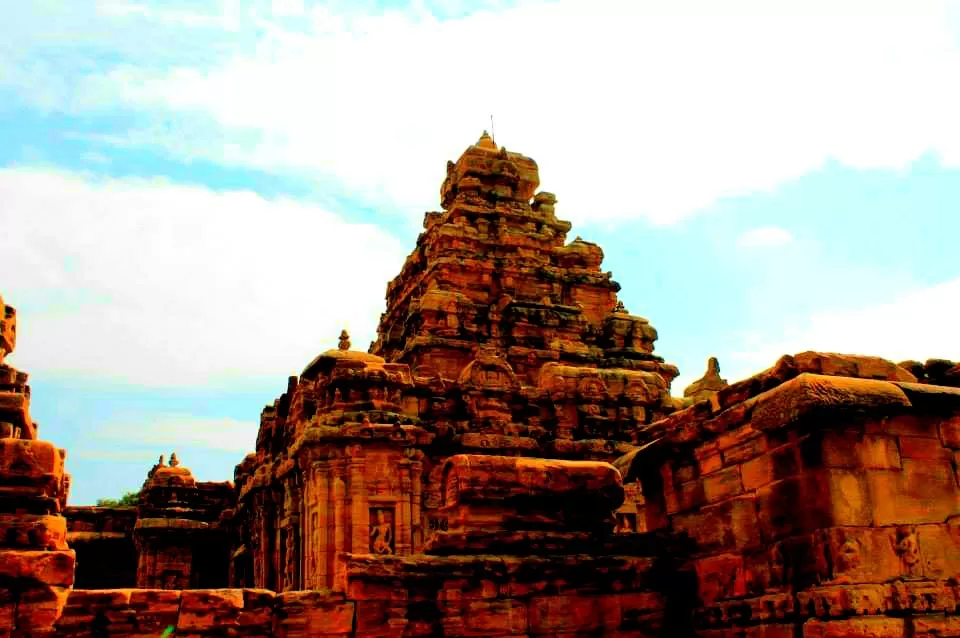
[96,491,140,507]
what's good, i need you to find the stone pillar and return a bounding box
[347,445,367,557]
[250,494,264,589]
[281,476,301,592]
[272,490,283,592]
[313,460,330,589]
[258,494,271,589]
[397,458,413,555]
[301,468,311,590]
[331,459,346,589]
[410,452,424,552]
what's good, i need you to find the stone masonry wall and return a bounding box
[624,354,960,638]
[65,506,137,589]
[54,553,673,638]
[53,589,355,638]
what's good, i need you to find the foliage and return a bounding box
[96,491,139,507]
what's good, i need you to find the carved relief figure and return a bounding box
[614,513,636,534]
[283,531,297,590]
[369,508,395,555]
[251,522,263,585]
[443,469,459,507]
[832,534,862,582]
[767,544,786,589]
[895,525,922,578]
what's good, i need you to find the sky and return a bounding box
[1,0,959,505]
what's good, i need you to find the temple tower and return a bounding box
[371,132,679,392]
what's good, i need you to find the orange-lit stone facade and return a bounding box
[230,132,682,593]
[3,136,960,637]
[0,295,75,635]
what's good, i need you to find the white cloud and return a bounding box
[92,414,258,454]
[270,0,305,17]
[722,277,960,384]
[14,0,958,227]
[0,168,407,388]
[737,227,794,248]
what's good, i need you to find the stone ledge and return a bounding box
[693,580,960,629]
[638,367,960,453]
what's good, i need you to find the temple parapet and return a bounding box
[615,350,960,636]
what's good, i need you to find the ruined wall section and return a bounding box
[65,506,138,589]
[0,295,75,635]
[621,351,960,637]
[58,454,681,638]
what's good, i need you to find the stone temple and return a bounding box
[2,133,960,637]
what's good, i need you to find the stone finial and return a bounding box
[683,356,729,401]
[614,300,627,314]
[707,356,721,376]
[338,329,351,351]
[158,454,166,467]
[476,130,497,150]
[169,452,180,468]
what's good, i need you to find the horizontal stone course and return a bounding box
[52,583,670,638]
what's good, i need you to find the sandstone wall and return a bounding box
[65,506,137,589]
[54,553,672,638]
[53,589,353,638]
[626,360,960,637]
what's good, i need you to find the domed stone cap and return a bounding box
[146,452,196,488]
[476,130,497,150]
[301,329,385,380]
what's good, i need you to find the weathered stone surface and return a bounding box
[132,454,234,590]
[616,349,960,638]
[230,134,682,594]
[900,358,960,388]
[0,295,75,636]
[0,297,15,368]
[64,506,138,588]
[6,139,960,638]
[685,357,730,404]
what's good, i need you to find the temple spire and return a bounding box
[477,130,496,150]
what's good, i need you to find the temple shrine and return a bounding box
[1,135,959,637]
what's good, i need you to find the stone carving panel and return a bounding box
[369,507,395,555]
